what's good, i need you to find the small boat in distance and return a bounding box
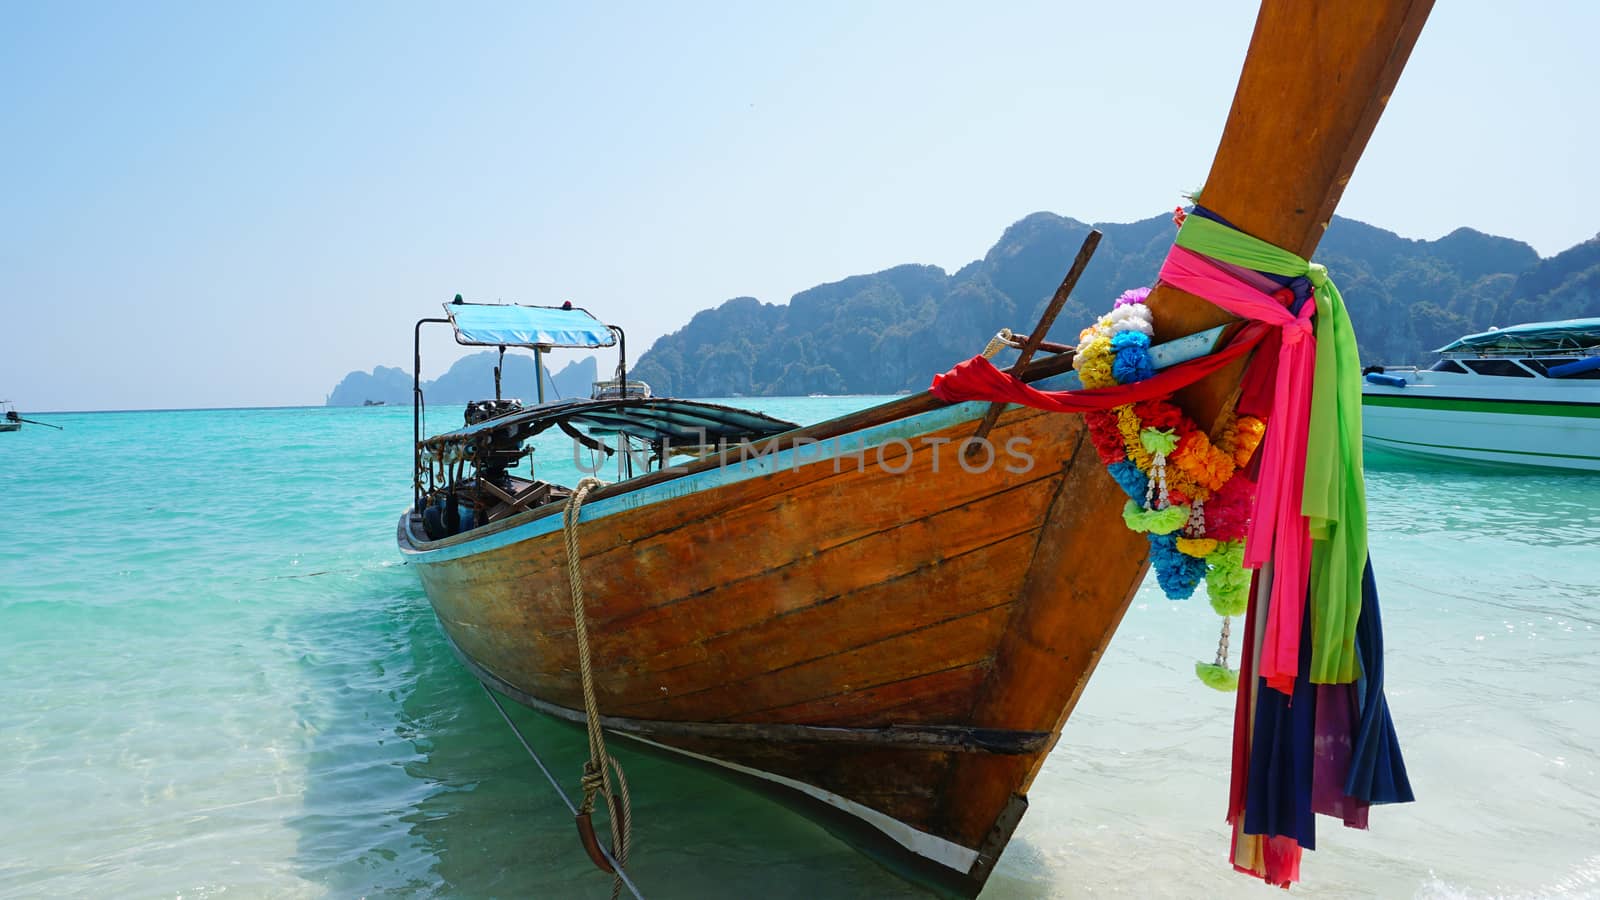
[1362,318,1600,471]
[1,401,62,432]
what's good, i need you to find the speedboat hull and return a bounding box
[1363,392,1600,471]
[1363,359,1600,472]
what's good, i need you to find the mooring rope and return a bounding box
[480,685,646,900]
[563,476,634,900]
[980,327,1017,359]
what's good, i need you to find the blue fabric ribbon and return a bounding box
[1346,560,1415,804]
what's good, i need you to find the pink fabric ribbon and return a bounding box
[1159,244,1315,695]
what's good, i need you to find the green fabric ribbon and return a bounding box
[1173,215,1367,684]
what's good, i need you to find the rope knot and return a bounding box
[580,762,606,799]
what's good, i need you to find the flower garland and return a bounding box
[1074,288,1266,689]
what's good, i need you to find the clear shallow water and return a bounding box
[2,401,1597,899]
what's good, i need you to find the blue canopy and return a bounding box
[445,302,617,348]
[1436,318,1600,355]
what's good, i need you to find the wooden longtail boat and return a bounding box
[1,402,58,432]
[399,2,1432,893]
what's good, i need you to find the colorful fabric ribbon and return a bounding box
[1162,213,1368,688]
[1159,243,1312,694]
[925,211,1413,889]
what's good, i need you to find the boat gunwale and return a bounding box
[398,394,1025,563]
[400,327,1230,562]
[404,353,1081,554]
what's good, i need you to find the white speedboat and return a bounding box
[1361,318,1600,472]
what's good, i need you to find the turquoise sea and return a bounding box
[3,399,1598,899]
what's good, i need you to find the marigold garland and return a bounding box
[1076,287,1268,690]
[1220,415,1267,468]
[1110,406,1151,471]
[1194,661,1239,692]
[1087,413,1128,464]
[1123,500,1190,535]
[1105,460,1147,499]
[1176,536,1219,557]
[1202,475,1255,542]
[1076,335,1116,388]
[1171,430,1234,495]
[1110,331,1155,383]
[1150,533,1207,599]
[1203,541,1250,617]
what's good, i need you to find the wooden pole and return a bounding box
[964,229,1101,458]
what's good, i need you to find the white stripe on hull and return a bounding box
[617,732,982,874]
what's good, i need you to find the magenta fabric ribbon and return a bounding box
[1158,244,1315,695]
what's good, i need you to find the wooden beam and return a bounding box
[1150,0,1436,431]
[965,230,1101,457]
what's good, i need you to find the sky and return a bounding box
[3,1,1596,412]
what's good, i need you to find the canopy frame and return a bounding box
[412,295,635,511]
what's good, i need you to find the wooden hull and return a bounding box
[399,1,1432,892]
[401,396,1148,892]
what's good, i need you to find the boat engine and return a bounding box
[465,398,527,488]
[465,398,522,424]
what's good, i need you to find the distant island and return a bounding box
[327,353,597,406]
[330,211,1599,402]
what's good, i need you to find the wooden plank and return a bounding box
[759,663,990,728]
[617,604,1016,724]
[589,472,1056,668]
[419,398,1056,630]
[452,644,1044,753]
[608,526,1042,712]
[574,410,1067,631]
[420,407,1079,702]
[933,432,1146,846]
[473,522,1032,716]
